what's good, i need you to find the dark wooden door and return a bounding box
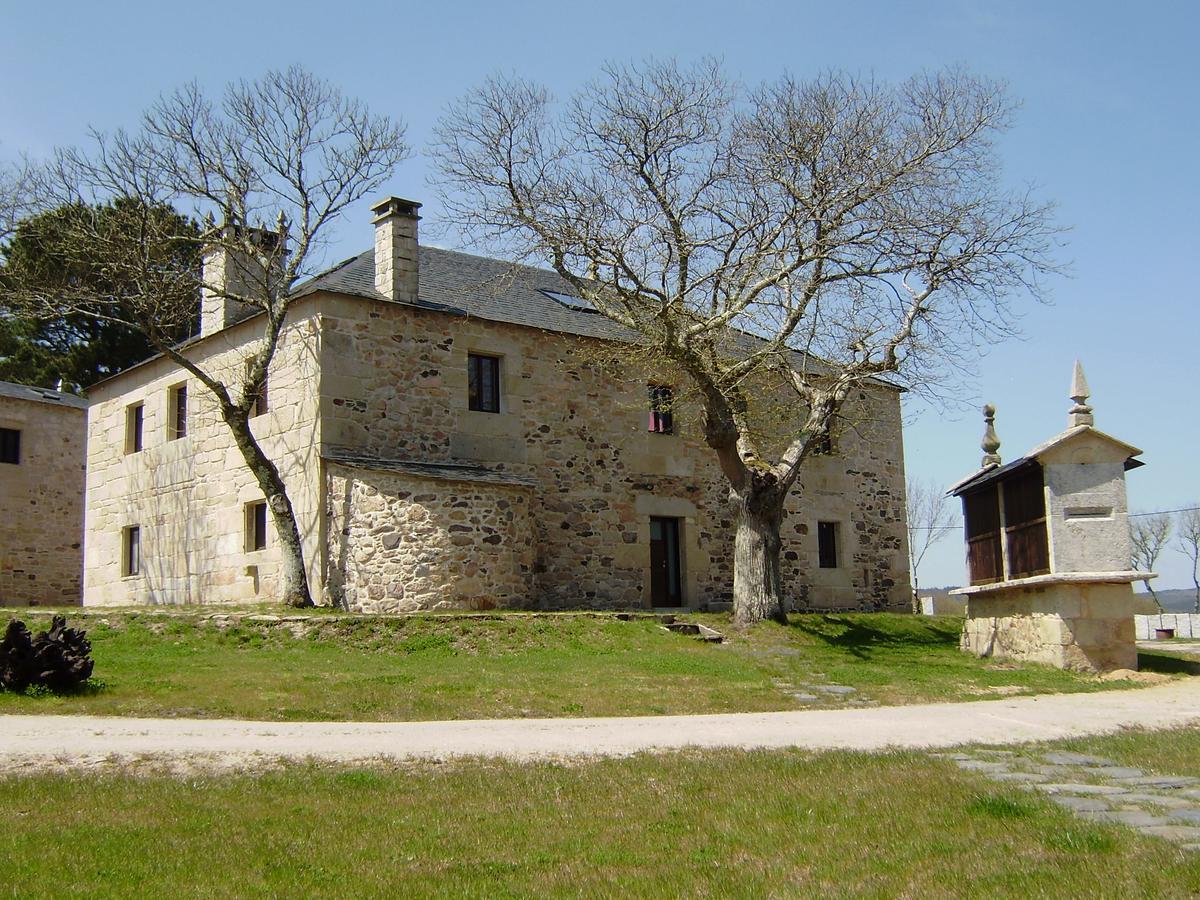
[963,487,1003,585]
[1003,466,1050,578]
[649,517,683,606]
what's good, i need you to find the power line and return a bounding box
[908,506,1200,527]
[1129,507,1200,518]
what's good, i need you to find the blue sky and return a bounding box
[2,0,1197,589]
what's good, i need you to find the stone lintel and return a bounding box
[951,570,1152,597]
[324,453,536,489]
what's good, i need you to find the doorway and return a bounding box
[649,516,683,607]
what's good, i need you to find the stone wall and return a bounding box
[83,285,912,612]
[1040,432,1133,574]
[325,462,535,613]
[0,395,86,605]
[83,303,325,605]
[1135,613,1200,640]
[960,581,1139,672]
[317,293,911,611]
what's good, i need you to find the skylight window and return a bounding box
[540,289,596,313]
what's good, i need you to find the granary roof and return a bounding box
[949,425,1144,497]
[0,380,88,410]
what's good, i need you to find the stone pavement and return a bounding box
[943,747,1200,852]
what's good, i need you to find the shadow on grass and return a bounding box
[787,615,959,660]
[1137,652,1200,676]
[0,678,106,699]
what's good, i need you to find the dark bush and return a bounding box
[0,616,94,692]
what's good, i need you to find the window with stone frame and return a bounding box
[647,384,674,434]
[122,525,141,577]
[468,353,501,413]
[817,521,839,568]
[245,500,268,552]
[247,360,268,418]
[0,427,19,465]
[126,403,144,453]
[168,383,188,440]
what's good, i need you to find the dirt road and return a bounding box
[1,678,1197,773]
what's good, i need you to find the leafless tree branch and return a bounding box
[432,60,1062,623]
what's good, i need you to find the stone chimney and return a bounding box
[371,197,421,303]
[200,224,282,337]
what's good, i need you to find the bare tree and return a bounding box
[1177,506,1200,614]
[431,60,1059,624]
[0,158,36,242]
[1130,512,1172,610]
[906,477,958,613]
[3,67,408,606]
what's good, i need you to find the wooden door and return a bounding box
[963,487,1003,585]
[649,517,683,606]
[1003,466,1050,578]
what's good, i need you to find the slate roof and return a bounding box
[324,449,537,488]
[91,244,900,392]
[297,246,901,388]
[0,380,88,410]
[294,246,637,343]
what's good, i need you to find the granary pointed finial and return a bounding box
[981,403,1001,467]
[1068,359,1094,428]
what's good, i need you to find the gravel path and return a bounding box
[1,678,1197,773]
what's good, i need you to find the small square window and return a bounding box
[247,361,268,418]
[0,427,20,465]
[468,353,501,413]
[168,383,188,440]
[126,403,144,453]
[245,500,268,552]
[648,385,674,434]
[817,521,839,569]
[122,525,141,577]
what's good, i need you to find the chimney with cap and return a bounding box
[372,197,421,304]
[200,224,283,337]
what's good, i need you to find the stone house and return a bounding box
[0,381,87,606]
[82,197,911,612]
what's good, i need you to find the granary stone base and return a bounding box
[959,579,1139,673]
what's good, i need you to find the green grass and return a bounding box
[1004,725,1200,779]
[3,729,1200,898]
[0,610,1185,721]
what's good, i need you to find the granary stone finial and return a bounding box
[981,403,1001,467]
[1068,359,1094,428]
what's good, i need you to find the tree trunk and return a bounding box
[223,407,314,608]
[732,477,789,626]
[1143,580,1163,613]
